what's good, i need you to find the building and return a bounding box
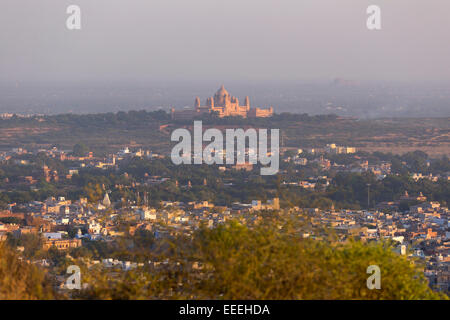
[102,193,111,207]
[171,85,274,119]
[325,144,356,154]
[43,238,82,250]
[232,163,253,171]
[138,208,157,220]
[249,198,280,211]
[43,165,59,182]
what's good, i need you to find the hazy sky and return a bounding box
[1,0,449,84]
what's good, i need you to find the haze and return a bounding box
[0,0,449,117]
[1,0,449,83]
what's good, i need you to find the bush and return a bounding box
[77,219,446,300]
[0,244,55,299]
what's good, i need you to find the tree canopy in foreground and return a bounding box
[0,244,54,300]
[77,217,447,300]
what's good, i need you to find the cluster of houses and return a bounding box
[1,186,448,292]
[0,144,448,293]
[305,201,449,292]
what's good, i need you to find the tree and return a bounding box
[83,183,104,202]
[188,220,444,299]
[73,143,89,157]
[0,244,54,299]
[76,218,447,300]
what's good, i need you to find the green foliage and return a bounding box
[189,221,443,300]
[73,143,89,157]
[83,183,104,203]
[0,217,24,225]
[328,171,449,208]
[76,219,446,300]
[0,244,54,299]
[7,233,45,259]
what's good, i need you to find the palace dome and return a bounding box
[216,85,229,97]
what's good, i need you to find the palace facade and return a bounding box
[171,85,274,120]
[43,238,82,250]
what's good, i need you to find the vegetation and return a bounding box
[75,218,446,300]
[0,243,55,299]
[1,149,448,210]
[0,111,448,300]
[1,111,448,156]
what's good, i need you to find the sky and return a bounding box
[1,0,450,84]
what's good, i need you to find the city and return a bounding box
[0,109,448,298]
[1,0,449,310]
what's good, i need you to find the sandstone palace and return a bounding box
[171,85,274,120]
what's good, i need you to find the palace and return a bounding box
[43,238,82,250]
[171,85,274,120]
